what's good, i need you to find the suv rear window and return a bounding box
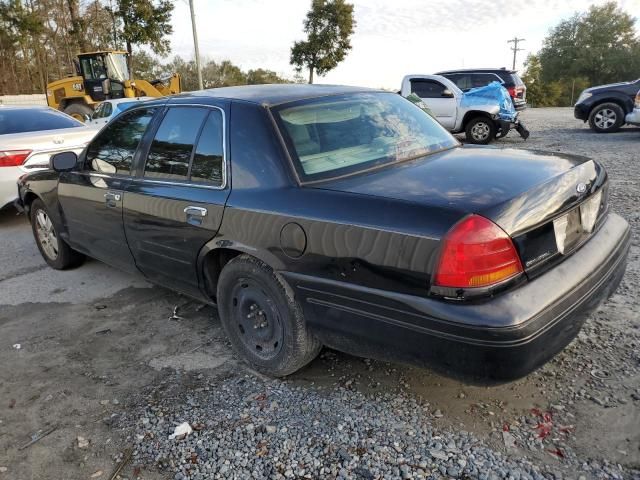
[0,107,83,135]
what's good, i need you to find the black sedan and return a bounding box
[16,85,630,383]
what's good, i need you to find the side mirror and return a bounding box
[441,89,455,98]
[101,78,111,95]
[51,151,78,172]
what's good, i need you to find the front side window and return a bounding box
[274,92,459,182]
[85,107,155,175]
[144,107,208,181]
[411,80,446,98]
[92,102,112,119]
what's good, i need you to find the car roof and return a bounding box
[437,68,517,75]
[168,84,380,107]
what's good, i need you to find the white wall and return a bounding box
[0,94,47,106]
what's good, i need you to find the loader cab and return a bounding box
[78,51,130,102]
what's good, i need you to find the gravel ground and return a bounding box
[0,108,638,480]
[118,109,639,480]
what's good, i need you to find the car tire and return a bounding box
[30,199,85,270]
[465,117,496,145]
[63,103,93,122]
[588,103,625,133]
[217,254,322,377]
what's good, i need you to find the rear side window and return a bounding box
[410,80,446,98]
[190,111,224,186]
[510,73,525,86]
[0,108,83,135]
[144,107,208,181]
[85,107,156,175]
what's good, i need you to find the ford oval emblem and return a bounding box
[576,183,587,194]
[53,136,64,145]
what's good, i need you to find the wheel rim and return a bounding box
[230,278,284,360]
[35,209,59,260]
[471,122,491,141]
[594,109,617,129]
[69,113,86,122]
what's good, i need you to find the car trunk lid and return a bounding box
[311,145,607,272]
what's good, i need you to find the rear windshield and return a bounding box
[273,92,458,182]
[0,108,83,135]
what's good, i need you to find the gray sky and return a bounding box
[169,0,640,88]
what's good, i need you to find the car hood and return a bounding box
[585,80,639,93]
[0,126,97,152]
[311,145,604,236]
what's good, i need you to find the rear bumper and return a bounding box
[0,166,21,210]
[285,213,630,383]
[574,103,590,121]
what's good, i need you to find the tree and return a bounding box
[246,68,289,85]
[521,55,563,107]
[538,2,640,86]
[115,0,173,72]
[290,0,355,83]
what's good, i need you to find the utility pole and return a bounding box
[507,37,525,70]
[188,0,204,90]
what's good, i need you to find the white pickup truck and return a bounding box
[401,74,527,144]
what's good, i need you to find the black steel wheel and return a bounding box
[217,254,321,376]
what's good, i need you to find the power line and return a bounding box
[507,37,525,70]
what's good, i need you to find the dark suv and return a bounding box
[436,68,527,110]
[573,79,640,133]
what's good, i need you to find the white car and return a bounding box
[86,97,154,127]
[0,106,98,209]
[625,90,640,126]
[400,74,527,144]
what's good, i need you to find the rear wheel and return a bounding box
[465,116,496,144]
[217,254,321,377]
[30,199,84,270]
[588,103,624,133]
[63,103,93,122]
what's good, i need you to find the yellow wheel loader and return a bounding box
[46,50,181,121]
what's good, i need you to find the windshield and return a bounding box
[274,92,458,182]
[105,53,129,82]
[0,107,83,135]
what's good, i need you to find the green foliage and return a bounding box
[115,0,173,62]
[524,2,639,106]
[290,0,355,83]
[159,56,291,92]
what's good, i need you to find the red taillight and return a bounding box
[0,150,32,167]
[434,215,523,289]
[507,86,517,98]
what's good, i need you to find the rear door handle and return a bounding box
[104,192,121,201]
[104,191,121,207]
[184,206,207,217]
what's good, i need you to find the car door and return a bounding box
[410,79,457,129]
[57,106,158,272]
[123,104,230,295]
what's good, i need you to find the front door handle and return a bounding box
[184,206,207,217]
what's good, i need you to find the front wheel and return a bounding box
[30,199,85,270]
[465,117,496,144]
[588,103,624,133]
[217,254,321,377]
